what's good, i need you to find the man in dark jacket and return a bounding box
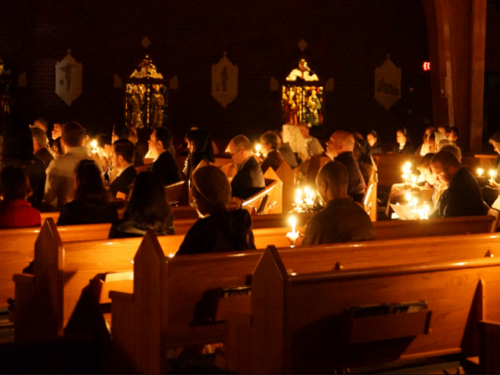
[326,130,365,203]
[148,127,182,186]
[431,150,485,217]
[229,135,265,200]
[260,131,284,173]
[109,139,137,198]
[302,161,375,245]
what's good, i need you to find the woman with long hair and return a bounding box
[183,129,215,181]
[108,171,174,238]
[57,159,118,225]
[392,128,414,154]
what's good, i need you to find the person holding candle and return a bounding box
[177,165,256,255]
[325,130,366,203]
[259,131,285,173]
[228,135,266,200]
[301,161,375,246]
[431,150,484,218]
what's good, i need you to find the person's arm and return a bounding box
[43,161,58,205]
[301,217,320,246]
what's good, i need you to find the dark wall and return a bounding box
[1,0,433,145]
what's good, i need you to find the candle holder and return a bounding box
[292,187,316,213]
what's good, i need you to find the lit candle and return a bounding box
[490,170,496,184]
[406,193,412,206]
[286,217,300,246]
[405,162,411,169]
[304,187,314,205]
[91,140,98,154]
[477,168,484,178]
[423,204,430,220]
[411,198,418,210]
[255,143,262,157]
[411,174,417,187]
[295,189,303,205]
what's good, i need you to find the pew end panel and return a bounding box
[275,161,295,213]
[13,218,64,343]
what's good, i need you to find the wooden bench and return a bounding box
[108,228,500,373]
[227,245,500,373]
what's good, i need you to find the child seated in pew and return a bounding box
[301,161,375,245]
[57,160,119,226]
[108,171,174,238]
[176,165,256,255]
[0,166,41,228]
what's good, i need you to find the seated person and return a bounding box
[448,127,459,146]
[415,126,436,156]
[325,130,365,203]
[431,150,484,218]
[416,153,444,215]
[184,128,215,182]
[109,171,174,238]
[177,165,256,255]
[0,166,41,228]
[302,161,375,245]
[57,160,118,225]
[31,127,54,168]
[392,128,414,154]
[298,123,323,157]
[229,135,265,200]
[366,130,385,154]
[148,127,182,186]
[260,131,284,173]
[109,139,137,198]
[276,131,298,168]
[438,125,451,138]
[113,123,144,167]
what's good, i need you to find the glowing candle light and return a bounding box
[423,204,430,220]
[295,189,303,205]
[406,193,412,205]
[490,170,496,183]
[91,139,98,154]
[255,143,262,156]
[411,174,417,186]
[286,216,300,246]
[411,198,418,209]
[405,162,411,169]
[477,168,484,178]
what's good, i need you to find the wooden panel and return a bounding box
[275,161,295,213]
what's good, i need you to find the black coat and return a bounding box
[279,143,298,169]
[393,142,414,155]
[231,156,266,200]
[177,209,256,255]
[334,152,366,203]
[302,197,375,245]
[149,151,182,186]
[109,166,137,198]
[261,150,284,173]
[57,200,119,226]
[435,167,485,218]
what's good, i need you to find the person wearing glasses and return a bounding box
[228,135,265,200]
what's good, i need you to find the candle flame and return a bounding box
[255,143,261,153]
[477,168,484,177]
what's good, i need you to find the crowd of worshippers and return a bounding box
[0,117,496,255]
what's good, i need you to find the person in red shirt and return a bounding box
[0,166,41,228]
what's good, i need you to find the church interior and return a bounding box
[1,0,500,373]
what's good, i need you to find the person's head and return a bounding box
[148,127,173,159]
[260,131,279,157]
[112,139,135,171]
[74,160,110,204]
[417,153,436,185]
[229,135,253,165]
[316,161,349,204]
[437,125,450,137]
[191,165,231,217]
[448,127,458,142]
[422,126,437,144]
[297,123,310,139]
[325,130,355,159]
[113,123,130,142]
[427,131,447,153]
[0,166,32,201]
[439,143,462,162]
[98,135,112,158]
[431,150,461,185]
[126,171,173,233]
[366,130,380,147]
[396,128,409,146]
[61,121,85,150]
[489,132,500,154]
[32,118,48,133]
[31,127,48,154]
[185,129,209,154]
[50,137,64,158]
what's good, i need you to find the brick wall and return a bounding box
[1,0,436,146]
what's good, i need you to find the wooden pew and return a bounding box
[228,246,500,373]
[275,161,295,213]
[109,230,500,374]
[241,168,283,215]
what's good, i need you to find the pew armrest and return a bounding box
[109,290,134,303]
[13,274,34,284]
[478,320,500,374]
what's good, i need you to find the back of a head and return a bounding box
[490,131,500,145]
[155,127,173,150]
[62,121,85,148]
[260,131,279,150]
[231,135,251,151]
[127,171,173,232]
[113,139,135,164]
[417,152,436,170]
[318,160,349,187]
[186,129,209,153]
[114,124,130,140]
[0,166,32,201]
[31,127,48,148]
[34,118,49,131]
[439,144,462,162]
[74,160,109,204]
[333,130,355,151]
[432,150,460,169]
[192,165,231,206]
